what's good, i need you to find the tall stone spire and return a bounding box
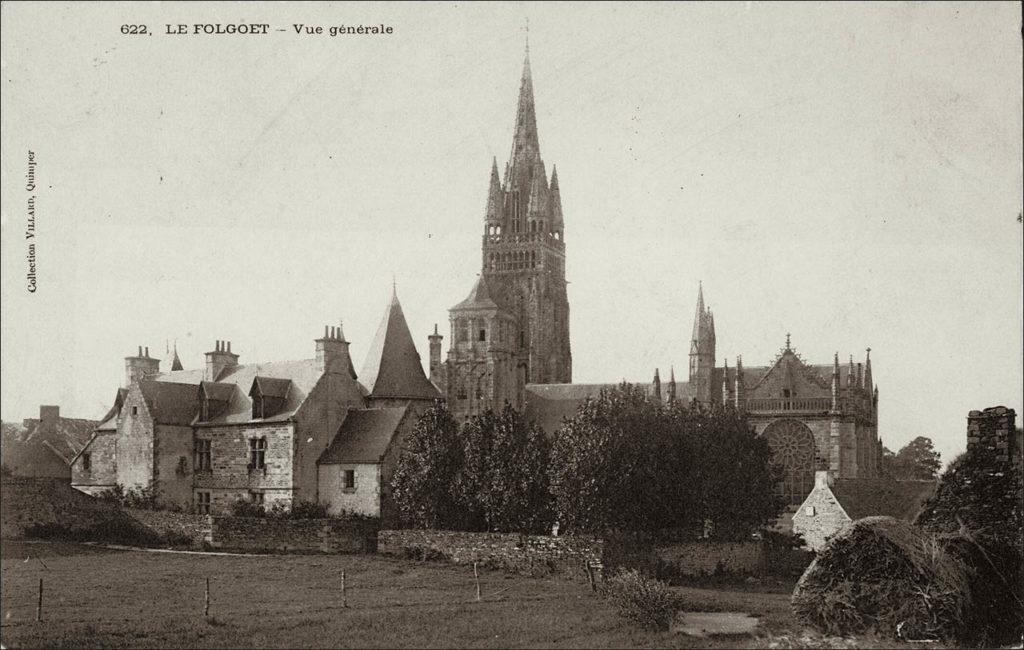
[689,283,716,402]
[506,40,541,192]
[863,348,873,392]
[549,164,563,225]
[667,366,677,403]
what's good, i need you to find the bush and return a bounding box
[289,500,329,519]
[600,568,676,631]
[230,498,266,518]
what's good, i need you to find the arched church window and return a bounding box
[763,419,816,506]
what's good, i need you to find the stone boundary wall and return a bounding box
[1,477,122,538]
[378,529,603,581]
[208,516,377,554]
[124,509,212,547]
[655,541,764,576]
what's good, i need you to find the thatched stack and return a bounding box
[792,516,970,642]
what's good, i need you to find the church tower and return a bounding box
[447,43,572,419]
[688,283,716,403]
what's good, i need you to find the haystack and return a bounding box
[792,516,971,642]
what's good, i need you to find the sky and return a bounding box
[1,2,1021,466]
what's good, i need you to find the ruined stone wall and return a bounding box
[124,508,211,546]
[967,406,1018,465]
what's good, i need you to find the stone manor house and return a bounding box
[71,44,884,517]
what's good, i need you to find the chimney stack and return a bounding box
[316,323,356,378]
[39,405,60,423]
[124,345,161,387]
[205,340,239,381]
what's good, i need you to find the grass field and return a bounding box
[0,541,895,649]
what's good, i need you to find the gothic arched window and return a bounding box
[763,419,816,506]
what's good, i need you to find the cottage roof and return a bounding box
[138,381,202,426]
[359,292,441,401]
[2,409,98,474]
[318,407,409,464]
[832,478,937,521]
[251,376,292,399]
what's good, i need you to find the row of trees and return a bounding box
[391,384,784,540]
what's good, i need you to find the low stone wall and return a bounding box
[654,540,812,578]
[655,541,763,576]
[209,517,377,554]
[378,529,603,580]
[125,509,211,547]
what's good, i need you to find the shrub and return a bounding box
[289,500,329,519]
[600,568,676,631]
[230,498,266,518]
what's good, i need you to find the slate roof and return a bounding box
[252,376,291,399]
[95,388,129,432]
[318,407,408,464]
[832,478,937,521]
[138,381,202,426]
[1,410,97,475]
[154,358,334,425]
[359,293,441,400]
[451,275,499,311]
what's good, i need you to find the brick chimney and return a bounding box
[125,346,160,387]
[205,340,239,381]
[316,325,356,378]
[966,406,1017,465]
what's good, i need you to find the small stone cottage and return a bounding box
[792,470,936,551]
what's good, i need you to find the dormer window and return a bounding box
[249,377,291,420]
[198,381,234,422]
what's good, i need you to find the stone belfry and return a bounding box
[479,42,572,386]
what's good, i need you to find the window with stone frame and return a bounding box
[249,490,265,506]
[248,437,267,471]
[196,490,211,515]
[194,439,212,472]
[81,452,91,473]
[343,469,356,491]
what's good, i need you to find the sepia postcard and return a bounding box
[1,2,1021,648]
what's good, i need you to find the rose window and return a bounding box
[763,419,816,506]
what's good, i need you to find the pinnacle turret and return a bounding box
[485,157,503,224]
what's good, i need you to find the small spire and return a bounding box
[391,275,398,301]
[785,332,791,351]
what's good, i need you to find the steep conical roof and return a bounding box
[360,290,441,400]
[451,275,498,311]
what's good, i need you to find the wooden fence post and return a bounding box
[585,561,596,592]
[36,578,42,621]
[341,570,347,608]
[473,562,481,602]
[204,577,210,617]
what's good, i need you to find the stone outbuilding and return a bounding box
[792,470,936,551]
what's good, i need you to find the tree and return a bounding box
[390,402,465,529]
[549,384,782,539]
[391,402,554,533]
[460,404,554,533]
[888,436,942,480]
